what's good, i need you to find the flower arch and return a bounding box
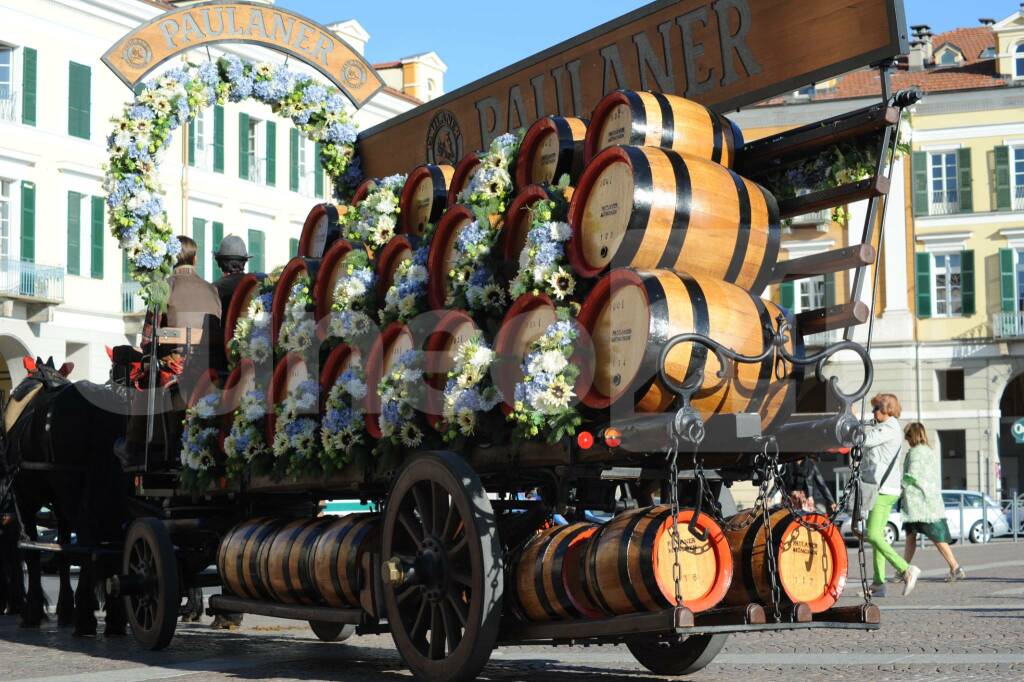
[104,55,360,306]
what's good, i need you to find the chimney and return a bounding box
[920,30,934,64]
[979,18,996,26]
[908,40,926,72]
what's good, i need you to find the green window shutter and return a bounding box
[192,217,206,279]
[22,47,37,126]
[824,272,836,308]
[90,196,104,279]
[265,121,276,186]
[289,237,299,258]
[66,191,81,275]
[238,113,250,180]
[213,104,225,173]
[289,128,299,192]
[995,146,1012,211]
[960,249,975,316]
[188,116,196,167]
[68,62,91,139]
[20,182,35,262]
[211,221,224,279]
[911,151,928,217]
[122,250,129,282]
[915,252,931,319]
[314,142,324,198]
[1000,248,1016,313]
[956,148,972,213]
[779,281,795,310]
[248,229,265,273]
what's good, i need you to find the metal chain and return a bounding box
[666,436,684,608]
[759,438,784,621]
[771,443,867,535]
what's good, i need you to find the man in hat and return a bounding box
[213,235,250,315]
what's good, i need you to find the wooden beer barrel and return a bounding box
[515,522,602,621]
[365,322,416,437]
[576,269,800,431]
[271,257,321,347]
[320,343,362,411]
[311,513,380,608]
[265,353,314,444]
[218,517,288,601]
[351,178,374,205]
[500,185,547,268]
[423,310,481,428]
[723,508,847,613]
[585,90,743,166]
[493,293,556,414]
[223,273,267,358]
[264,517,336,604]
[298,204,348,258]
[399,164,455,236]
[582,505,732,615]
[567,146,780,291]
[313,239,371,333]
[516,116,589,188]
[448,152,482,206]
[374,234,419,304]
[426,205,477,309]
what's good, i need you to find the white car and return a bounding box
[837,489,1009,544]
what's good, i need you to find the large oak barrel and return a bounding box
[320,343,362,410]
[399,164,455,236]
[426,205,478,309]
[723,508,847,613]
[576,269,801,431]
[365,322,416,437]
[500,185,546,269]
[582,505,731,615]
[310,513,380,608]
[271,257,321,347]
[448,153,482,206]
[374,234,419,304]
[515,522,602,621]
[266,353,314,444]
[264,517,336,604]
[217,517,288,601]
[585,90,743,166]
[516,116,588,188]
[313,239,372,336]
[567,146,780,290]
[298,204,348,258]
[351,178,374,205]
[493,293,556,414]
[423,310,481,428]
[223,273,267,359]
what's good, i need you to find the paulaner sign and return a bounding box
[102,1,382,107]
[358,0,908,175]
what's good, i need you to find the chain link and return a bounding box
[758,439,784,621]
[666,436,684,608]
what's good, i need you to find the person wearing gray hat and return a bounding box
[213,234,249,315]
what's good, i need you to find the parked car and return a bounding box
[836,489,1009,545]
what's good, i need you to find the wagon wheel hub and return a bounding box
[415,535,450,602]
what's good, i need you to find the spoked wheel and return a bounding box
[382,451,503,682]
[309,621,356,642]
[627,633,729,676]
[123,518,179,650]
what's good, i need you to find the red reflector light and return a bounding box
[604,427,622,448]
[577,431,594,449]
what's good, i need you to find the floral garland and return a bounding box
[457,132,522,223]
[510,309,582,443]
[180,393,222,490]
[272,380,321,479]
[277,277,316,356]
[377,350,427,450]
[325,250,376,345]
[229,290,273,367]
[440,334,502,442]
[223,389,271,479]
[105,56,358,306]
[380,246,430,325]
[346,174,406,251]
[510,177,576,302]
[321,360,369,473]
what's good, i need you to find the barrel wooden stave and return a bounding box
[399,164,455,236]
[218,517,288,601]
[585,90,742,166]
[723,508,847,613]
[493,293,557,414]
[567,146,779,291]
[311,514,379,608]
[365,322,416,437]
[516,116,589,188]
[515,522,601,621]
[264,517,336,605]
[448,153,482,206]
[271,257,321,348]
[426,206,477,309]
[299,204,347,258]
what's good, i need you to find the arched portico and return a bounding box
[0,333,34,401]
[998,372,1024,496]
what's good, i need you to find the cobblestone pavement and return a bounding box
[1,540,1022,681]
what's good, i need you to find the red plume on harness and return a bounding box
[22,356,37,373]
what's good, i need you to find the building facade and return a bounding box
[0,0,443,393]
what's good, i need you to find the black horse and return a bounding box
[2,356,131,636]
[0,479,25,615]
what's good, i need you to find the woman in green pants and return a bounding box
[861,393,921,597]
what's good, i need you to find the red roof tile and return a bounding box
[932,27,996,63]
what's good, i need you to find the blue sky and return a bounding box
[277,0,1020,91]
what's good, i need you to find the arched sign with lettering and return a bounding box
[102,1,383,107]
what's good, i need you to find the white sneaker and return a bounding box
[902,565,921,596]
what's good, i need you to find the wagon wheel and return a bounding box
[123,518,179,651]
[309,621,356,642]
[382,451,503,682]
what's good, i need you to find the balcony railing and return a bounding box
[993,311,1024,339]
[1014,185,1024,212]
[789,209,831,227]
[122,281,145,315]
[0,92,17,123]
[802,329,842,347]
[0,259,64,302]
[929,190,959,216]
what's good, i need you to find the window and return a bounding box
[427,78,437,99]
[938,50,957,66]
[0,46,12,121]
[1013,147,1024,211]
[796,275,826,313]
[1017,43,1024,79]
[192,108,212,171]
[247,118,259,182]
[980,46,996,59]
[297,136,315,195]
[247,229,265,273]
[1015,249,1024,312]
[0,179,10,259]
[936,368,965,401]
[931,252,962,317]
[937,429,966,458]
[68,61,91,140]
[928,151,959,215]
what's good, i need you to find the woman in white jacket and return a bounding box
[861,393,921,597]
